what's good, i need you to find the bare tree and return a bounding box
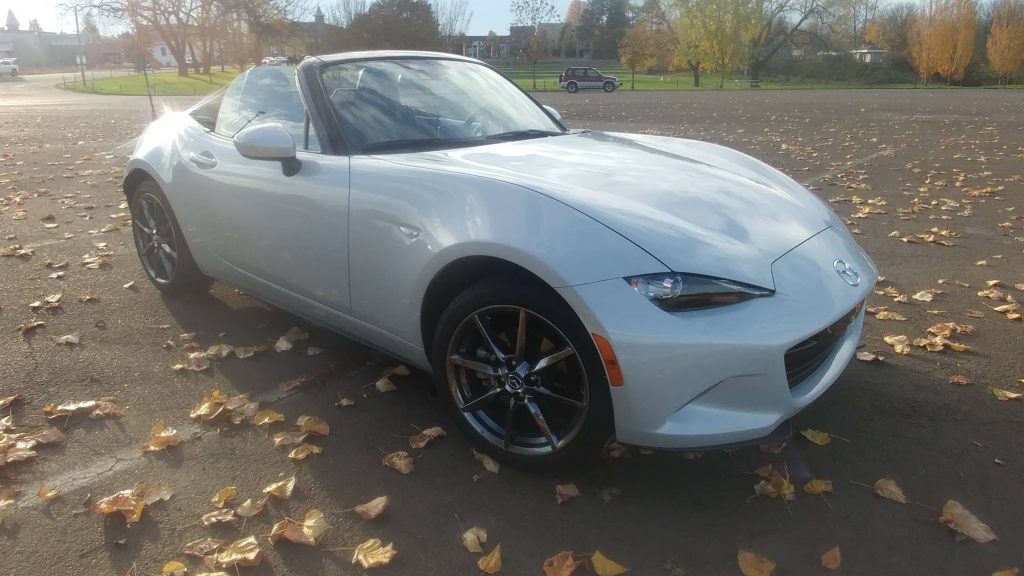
[745,0,829,81]
[324,0,366,26]
[432,0,472,53]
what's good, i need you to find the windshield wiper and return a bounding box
[361,138,483,154]
[485,129,563,142]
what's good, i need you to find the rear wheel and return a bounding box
[566,81,578,94]
[130,180,211,296]
[432,278,612,466]
[603,81,615,93]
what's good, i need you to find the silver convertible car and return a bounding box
[125,51,876,465]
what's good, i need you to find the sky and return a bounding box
[1,0,575,37]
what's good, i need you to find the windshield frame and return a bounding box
[308,54,567,156]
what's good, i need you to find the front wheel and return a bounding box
[130,180,211,296]
[603,81,615,93]
[566,82,578,94]
[432,278,612,466]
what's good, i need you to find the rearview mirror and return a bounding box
[233,123,301,177]
[543,105,562,122]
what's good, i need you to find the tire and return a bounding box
[431,277,612,467]
[603,81,615,93]
[566,82,578,94]
[10,69,16,77]
[129,180,212,296]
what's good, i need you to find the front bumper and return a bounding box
[557,226,876,449]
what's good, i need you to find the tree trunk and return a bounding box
[691,66,700,87]
[750,62,762,81]
[177,62,189,77]
[719,70,725,89]
[631,69,635,90]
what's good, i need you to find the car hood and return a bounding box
[384,131,841,288]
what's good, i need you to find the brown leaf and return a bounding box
[269,509,331,547]
[461,526,487,553]
[202,508,238,527]
[737,549,776,576]
[478,544,502,574]
[272,430,309,446]
[93,489,146,523]
[382,451,414,474]
[288,443,323,460]
[335,396,355,408]
[351,538,397,569]
[949,374,972,385]
[820,545,842,570]
[939,500,997,542]
[251,409,284,425]
[213,536,263,568]
[235,497,267,518]
[473,448,500,474]
[190,390,225,421]
[142,420,180,452]
[353,496,389,521]
[296,415,330,436]
[182,537,225,558]
[555,483,581,504]
[409,426,446,449]
[873,478,908,503]
[543,551,580,576]
[262,476,296,499]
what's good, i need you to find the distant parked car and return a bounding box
[559,67,621,93]
[261,56,287,66]
[0,59,19,77]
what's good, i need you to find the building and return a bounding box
[850,45,887,64]
[462,34,509,59]
[0,28,101,67]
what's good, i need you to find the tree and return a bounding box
[432,0,472,53]
[577,0,631,59]
[347,0,441,50]
[82,11,100,35]
[325,0,367,25]
[485,30,500,58]
[511,0,558,87]
[619,22,669,88]
[28,18,42,32]
[744,0,828,81]
[6,9,20,31]
[679,0,757,88]
[863,2,916,57]
[908,0,944,84]
[986,0,1024,84]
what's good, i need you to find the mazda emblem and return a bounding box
[833,259,861,286]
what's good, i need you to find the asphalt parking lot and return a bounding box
[1,74,1022,575]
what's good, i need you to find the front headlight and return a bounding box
[625,273,773,311]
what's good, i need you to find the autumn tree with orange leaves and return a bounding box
[908,0,977,85]
[986,0,1024,85]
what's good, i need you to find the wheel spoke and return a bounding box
[513,309,527,363]
[532,386,585,409]
[449,354,501,377]
[526,399,559,450]
[459,386,504,413]
[157,249,175,279]
[473,314,508,362]
[529,347,575,374]
[140,197,156,229]
[503,396,517,450]
[134,219,154,235]
[159,242,177,260]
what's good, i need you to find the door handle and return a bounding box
[189,151,217,169]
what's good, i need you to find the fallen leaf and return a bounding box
[478,544,502,574]
[409,426,447,449]
[874,310,907,320]
[874,478,908,503]
[351,538,397,569]
[949,375,972,385]
[993,389,1022,401]
[37,483,59,501]
[375,376,397,393]
[820,545,842,570]
[382,451,414,474]
[883,334,911,354]
[591,550,628,576]
[912,290,935,302]
[856,351,885,362]
[202,508,238,527]
[93,488,146,523]
[804,478,834,495]
[288,443,323,460]
[800,428,831,445]
[262,476,296,499]
[306,346,323,356]
[335,396,355,408]
[141,482,175,505]
[55,333,80,346]
[18,320,45,334]
[162,561,187,576]
[205,344,234,359]
[753,471,795,501]
[737,549,776,576]
[251,409,284,426]
[213,536,263,568]
[0,395,24,410]
[142,420,180,452]
[269,508,331,546]
[473,449,500,474]
[211,486,237,508]
[555,483,581,504]
[190,390,225,421]
[354,496,389,521]
[272,430,309,446]
[544,551,579,576]
[123,281,137,291]
[939,500,997,542]
[992,569,1019,576]
[235,497,266,518]
[461,526,487,553]
[182,537,225,558]
[598,487,621,504]
[297,415,330,436]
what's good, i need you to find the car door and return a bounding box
[175,67,352,316]
[585,69,602,89]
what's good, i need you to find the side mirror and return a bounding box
[233,123,301,177]
[543,105,562,122]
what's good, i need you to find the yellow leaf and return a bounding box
[753,472,795,501]
[883,334,911,354]
[354,496,389,521]
[804,479,833,495]
[93,489,146,523]
[297,415,330,436]
[270,508,331,546]
[262,476,296,499]
[800,428,831,445]
[939,500,997,542]
[409,426,447,449]
[351,538,397,569]
[272,430,309,446]
[288,443,323,460]
[162,561,188,576]
[473,448,500,474]
[820,545,842,570]
[993,389,1022,401]
[543,551,579,576]
[478,544,502,574]
[382,451,415,474]
[461,526,487,553]
[591,550,628,576]
[142,420,181,452]
[873,478,908,503]
[201,508,238,527]
[182,537,225,558]
[251,409,285,425]
[991,569,1019,576]
[874,310,907,320]
[235,497,266,518]
[555,483,581,504]
[214,536,263,568]
[37,483,59,501]
[737,549,776,576]
[211,486,237,507]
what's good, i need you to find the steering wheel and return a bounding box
[463,106,504,137]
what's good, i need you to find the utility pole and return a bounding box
[74,6,86,86]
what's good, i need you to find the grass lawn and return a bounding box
[64,69,242,96]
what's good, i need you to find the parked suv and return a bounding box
[559,67,622,93]
[0,59,19,77]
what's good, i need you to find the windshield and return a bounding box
[321,58,564,154]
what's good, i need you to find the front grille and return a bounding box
[784,304,861,389]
